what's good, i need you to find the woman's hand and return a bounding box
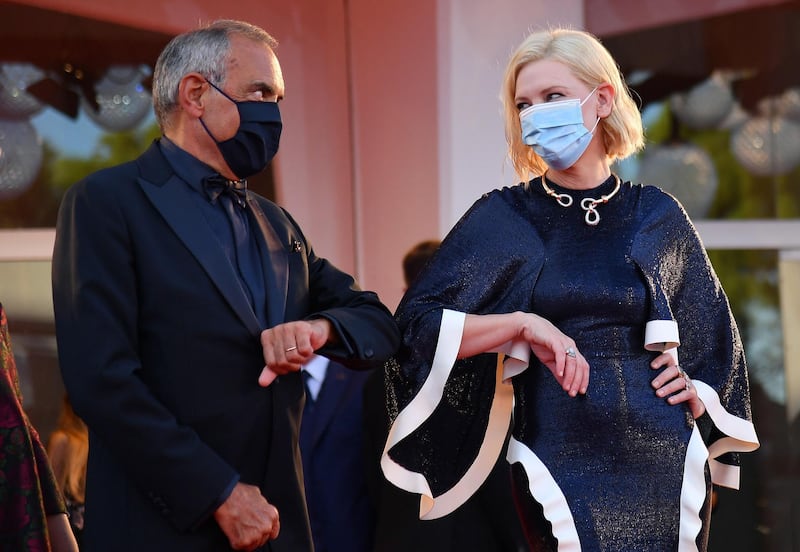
[460,311,589,396]
[650,353,705,418]
[518,312,590,397]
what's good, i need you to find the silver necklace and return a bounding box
[540,174,621,226]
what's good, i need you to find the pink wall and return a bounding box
[271,0,442,310]
[586,0,788,36]
[267,1,358,280]
[346,0,440,309]
[10,0,281,35]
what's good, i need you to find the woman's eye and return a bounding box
[545,92,564,102]
[516,101,531,111]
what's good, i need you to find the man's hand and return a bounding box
[214,482,280,551]
[258,318,333,386]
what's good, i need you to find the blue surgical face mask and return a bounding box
[200,81,283,179]
[519,88,599,171]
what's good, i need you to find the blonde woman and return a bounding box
[383,28,759,551]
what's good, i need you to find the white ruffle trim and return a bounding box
[678,425,708,552]
[644,319,759,490]
[507,438,581,551]
[692,379,759,489]
[380,309,515,519]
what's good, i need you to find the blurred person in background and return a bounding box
[47,394,88,547]
[0,303,78,552]
[299,353,375,552]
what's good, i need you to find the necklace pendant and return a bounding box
[580,197,601,225]
[584,208,600,226]
[555,193,573,207]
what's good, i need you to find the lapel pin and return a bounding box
[291,240,302,252]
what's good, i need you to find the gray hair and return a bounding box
[152,19,278,130]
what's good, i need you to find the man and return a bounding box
[299,355,375,552]
[51,20,399,552]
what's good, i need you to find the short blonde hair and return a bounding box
[501,28,644,180]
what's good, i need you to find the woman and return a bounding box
[48,394,88,546]
[0,304,78,551]
[381,28,759,551]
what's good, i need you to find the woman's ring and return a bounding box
[565,347,577,358]
[285,345,297,353]
[676,364,691,390]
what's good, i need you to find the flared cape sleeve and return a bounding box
[631,187,758,489]
[382,185,544,518]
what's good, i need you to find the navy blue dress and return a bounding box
[516,176,694,550]
[382,176,759,552]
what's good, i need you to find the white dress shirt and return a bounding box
[302,354,329,401]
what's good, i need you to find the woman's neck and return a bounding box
[546,160,611,190]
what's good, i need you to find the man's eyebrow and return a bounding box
[250,80,284,100]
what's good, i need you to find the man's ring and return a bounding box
[285,346,297,353]
[565,347,577,358]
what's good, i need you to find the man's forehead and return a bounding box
[226,39,284,90]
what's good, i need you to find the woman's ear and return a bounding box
[177,73,208,118]
[596,82,615,118]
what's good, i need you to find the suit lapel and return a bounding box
[136,144,261,336]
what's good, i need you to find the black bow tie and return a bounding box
[203,174,248,207]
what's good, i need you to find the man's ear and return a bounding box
[596,82,615,119]
[177,73,208,118]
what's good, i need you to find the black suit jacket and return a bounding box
[51,141,399,552]
[299,360,375,552]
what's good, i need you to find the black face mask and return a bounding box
[200,81,283,179]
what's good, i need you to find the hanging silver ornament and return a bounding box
[636,142,718,219]
[731,111,800,177]
[0,63,46,120]
[0,118,44,199]
[670,72,734,130]
[82,65,152,132]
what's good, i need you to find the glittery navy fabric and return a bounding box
[385,175,754,551]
